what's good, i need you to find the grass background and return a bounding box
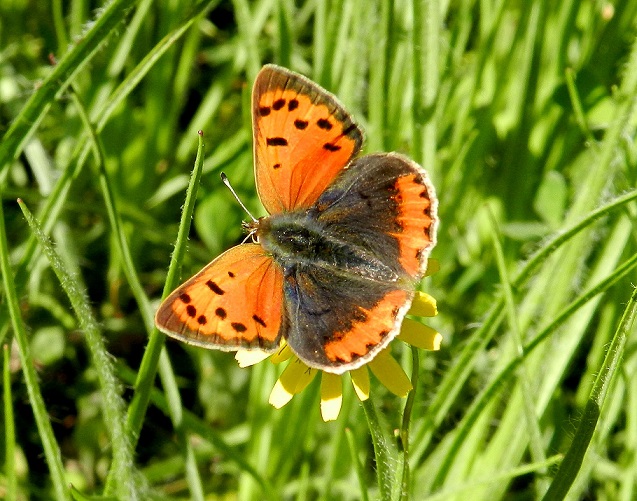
[1,0,637,499]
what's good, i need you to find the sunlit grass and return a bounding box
[1,1,636,499]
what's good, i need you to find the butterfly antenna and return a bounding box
[221,172,258,223]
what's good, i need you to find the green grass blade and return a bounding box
[489,210,547,491]
[542,286,637,500]
[125,132,205,443]
[70,89,154,333]
[430,251,637,490]
[346,428,371,501]
[0,0,138,175]
[362,397,397,501]
[3,344,17,501]
[0,199,69,499]
[17,200,136,499]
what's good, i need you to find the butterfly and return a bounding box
[155,64,438,374]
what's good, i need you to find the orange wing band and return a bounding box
[323,289,409,364]
[391,173,437,278]
[155,244,284,351]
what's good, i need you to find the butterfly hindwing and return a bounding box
[279,153,438,373]
[155,244,285,352]
[283,265,412,373]
[252,65,364,214]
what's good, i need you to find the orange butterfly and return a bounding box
[156,65,438,374]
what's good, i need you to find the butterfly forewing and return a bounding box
[155,244,285,352]
[252,65,363,214]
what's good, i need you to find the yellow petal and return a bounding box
[320,373,343,421]
[350,367,370,401]
[368,350,413,397]
[424,258,440,277]
[398,318,442,351]
[235,349,271,367]
[270,343,294,364]
[408,291,437,317]
[268,358,316,409]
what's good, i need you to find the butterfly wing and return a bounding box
[252,64,363,214]
[282,153,438,373]
[284,267,412,373]
[155,244,285,352]
[314,152,438,280]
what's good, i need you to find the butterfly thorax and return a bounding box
[256,212,401,283]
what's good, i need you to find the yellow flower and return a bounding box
[235,262,441,422]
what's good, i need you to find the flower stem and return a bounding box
[399,347,419,500]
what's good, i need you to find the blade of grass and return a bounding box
[541,286,637,500]
[0,199,69,500]
[275,0,293,68]
[412,188,637,458]
[3,344,17,501]
[362,397,398,501]
[0,0,139,176]
[425,455,563,501]
[72,79,206,499]
[124,131,204,444]
[489,209,547,493]
[17,200,136,499]
[346,428,371,501]
[430,250,637,490]
[398,348,419,501]
[232,0,265,80]
[159,350,205,501]
[93,133,206,497]
[414,0,440,171]
[70,90,154,332]
[366,0,391,152]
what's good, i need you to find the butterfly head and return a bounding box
[241,218,265,243]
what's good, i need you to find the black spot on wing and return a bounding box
[288,99,299,111]
[323,143,341,152]
[215,307,227,319]
[259,106,271,116]
[179,293,191,303]
[342,123,358,137]
[232,322,247,333]
[206,280,225,295]
[267,137,288,146]
[294,119,309,130]
[253,315,267,327]
[272,99,286,110]
[317,118,333,130]
[186,305,196,317]
[197,315,207,325]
